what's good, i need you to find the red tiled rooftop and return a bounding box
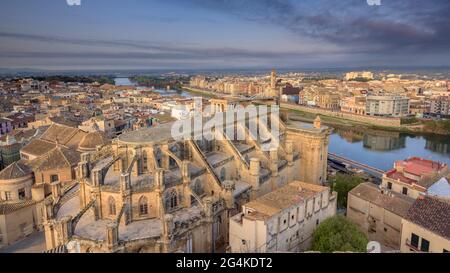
[394,157,446,177]
[386,169,417,185]
[385,157,448,187]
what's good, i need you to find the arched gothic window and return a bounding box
[139,196,149,215]
[108,196,116,216]
[165,190,178,210]
[170,190,178,209]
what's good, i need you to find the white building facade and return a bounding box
[229,181,337,253]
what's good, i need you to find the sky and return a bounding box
[0,0,449,71]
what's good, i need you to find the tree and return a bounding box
[329,173,363,208]
[312,216,368,253]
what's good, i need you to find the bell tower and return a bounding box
[270,69,277,90]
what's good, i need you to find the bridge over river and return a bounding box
[328,153,385,179]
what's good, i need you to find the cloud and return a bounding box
[0,31,353,61]
[1,0,450,69]
[178,0,450,54]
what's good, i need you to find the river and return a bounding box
[114,77,192,97]
[329,127,450,171]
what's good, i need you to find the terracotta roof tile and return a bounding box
[21,138,56,157]
[244,181,328,218]
[0,161,31,180]
[404,196,450,239]
[349,183,414,217]
[79,131,110,150]
[30,145,80,172]
[0,199,35,215]
[40,123,80,145]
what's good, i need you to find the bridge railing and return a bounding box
[328,153,385,175]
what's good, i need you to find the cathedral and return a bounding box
[42,109,332,253]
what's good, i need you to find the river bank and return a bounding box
[285,107,450,136]
[180,85,450,136]
[181,87,219,98]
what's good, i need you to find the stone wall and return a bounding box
[281,103,402,127]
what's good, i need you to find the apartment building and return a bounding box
[429,96,450,117]
[366,94,410,117]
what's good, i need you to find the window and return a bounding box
[316,219,319,226]
[369,218,377,233]
[50,174,59,183]
[387,182,392,190]
[18,188,26,200]
[139,196,149,216]
[4,191,12,201]
[402,187,408,195]
[220,168,226,181]
[108,197,116,216]
[165,190,178,211]
[410,233,419,248]
[186,234,193,253]
[143,152,148,172]
[192,179,204,196]
[170,191,178,208]
[420,238,430,252]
